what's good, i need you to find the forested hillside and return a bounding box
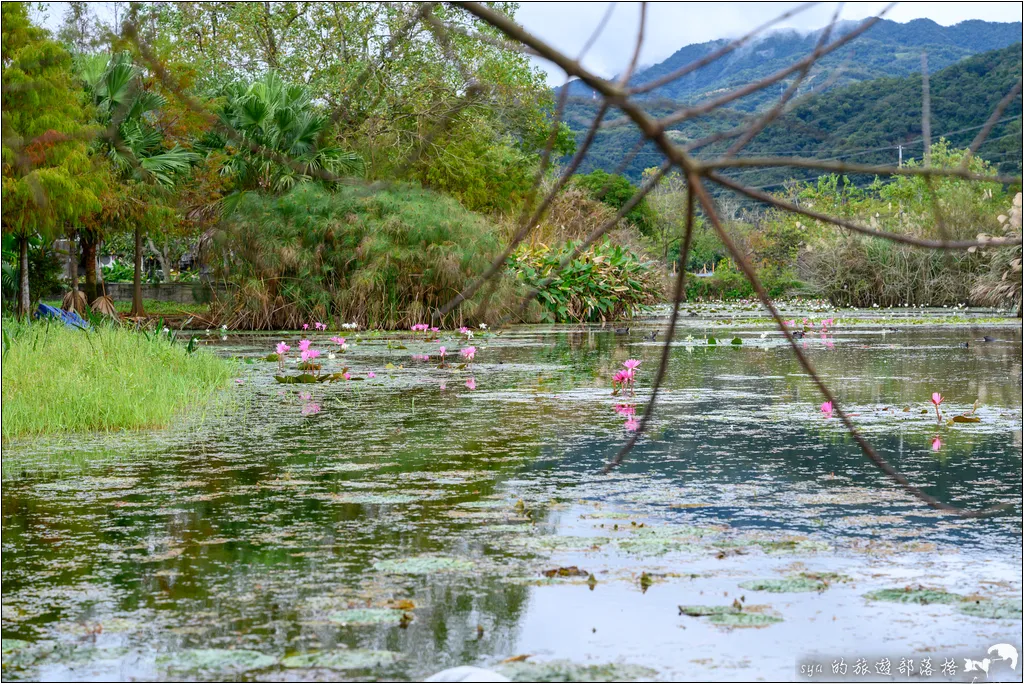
[565,44,1023,185]
[562,18,1022,109]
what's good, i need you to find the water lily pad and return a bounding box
[958,600,1022,620]
[863,587,964,604]
[707,612,783,628]
[497,658,658,682]
[282,649,403,670]
[326,608,405,626]
[327,492,422,505]
[373,555,474,575]
[514,535,610,552]
[157,648,277,674]
[739,577,828,593]
[952,415,981,423]
[678,605,741,617]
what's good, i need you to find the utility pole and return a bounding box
[898,144,903,167]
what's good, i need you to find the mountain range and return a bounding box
[558,18,1023,185]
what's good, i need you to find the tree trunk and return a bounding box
[69,233,80,293]
[17,234,30,319]
[82,234,98,303]
[131,224,145,317]
[146,235,172,284]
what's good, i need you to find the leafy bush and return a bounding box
[508,240,662,322]
[571,170,656,236]
[684,260,798,300]
[214,184,533,329]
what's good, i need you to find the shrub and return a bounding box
[571,170,656,236]
[213,184,534,329]
[508,240,662,323]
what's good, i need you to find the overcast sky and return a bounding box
[514,2,1024,84]
[34,1,1023,86]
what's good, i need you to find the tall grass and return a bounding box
[1,319,233,439]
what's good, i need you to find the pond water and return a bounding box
[3,306,1022,682]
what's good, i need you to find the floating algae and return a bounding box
[958,600,1023,620]
[496,658,659,682]
[707,612,783,628]
[326,608,406,626]
[739,576,828,593]
[372,555,475,575]
[157,649,277,674]
[281,649,403,669]
[863,587,964,605]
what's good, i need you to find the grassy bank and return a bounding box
[1,319,233,439]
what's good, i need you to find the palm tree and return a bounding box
[202,72,363,197]
[79,51,197,316]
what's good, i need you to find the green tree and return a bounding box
[78,51,198,315]
[1,2,104,317]
[203,72,364,196]
[572,170,656,236]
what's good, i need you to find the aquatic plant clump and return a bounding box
[281,649,403,669]
[1,320,232,439]
[156,649,277,674]
[372,555,475,575]
[739,577,829,593]
[863,587,965,604]
[496,658,660,682]
[958,599,1023,620]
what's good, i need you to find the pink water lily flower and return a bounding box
[931,436,942,452]
[299,391,312,401]
[430,326,439,333]
[301,348,321,362]
[458,326,471,335]
[366,371,376,379]
[624,418,640,431]
[784,319,795,327]
[821,401,833,419]
[276,342,290,355]
[614,403,636,416]
[343,372,351,380]
[622,359,642,371]
[439,346,446,357]
[301,402,321,416]
[612,369,631,386]
[411,323,429,332]
[329,336,346,346]
[302,323,309,330]
[460,346,476,362]
[440,381,447,391]
[465,377,476,390]
[298,339,312,352]
[931,392,943,421]
[314,322,326,331]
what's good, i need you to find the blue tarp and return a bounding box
[35,303,92,330]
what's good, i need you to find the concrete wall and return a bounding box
[103,282,223,304]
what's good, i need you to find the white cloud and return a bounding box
[513,1,1024,84]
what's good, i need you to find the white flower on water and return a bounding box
[760,332,768,339]
[328,352,336,360]
[221,324,228,330]
[479,323,488,329]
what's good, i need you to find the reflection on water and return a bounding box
[2,313,1022,681]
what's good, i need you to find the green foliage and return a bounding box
[572,170,655,235]
[786,147,1011,306]
[1,234,64,307]
[0,317,232,438]
[1,2,104,239]
[215,184,531,329]
[203,72,364,194]
[509,240,662,323]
